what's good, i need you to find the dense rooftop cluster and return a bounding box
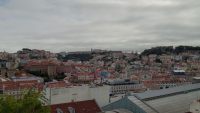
[0,46,200,113]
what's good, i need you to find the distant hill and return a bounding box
[141,46,173,55]
[57,52,93,61]
[174,46,200,54]
[141,46,200,56]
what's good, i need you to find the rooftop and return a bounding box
[100,109,133,113]
[105,79,139,85]
[46,81,71,88]
[135,83,200,100]
[193,77,200,80]
[103,83,200,113]
[50,100,101,113]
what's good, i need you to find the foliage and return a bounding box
[57,53,93,61]
[141,46,200,56]
[0,90,50,113]
[155,58,162,63]
[141,46,173,56]
[27,71,51,82]
[54,73,66,81]
[174,46,200,54]
[115,64,122,73]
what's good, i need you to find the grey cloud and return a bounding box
[0,0,199,52]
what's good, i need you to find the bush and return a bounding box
[0,90,50,113]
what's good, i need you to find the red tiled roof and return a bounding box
[46,81,71,88]
[0,80,43,91]
[50,100,101,113]
[25,60,60,67]
[73,64,93,68]
[73,72,95,76]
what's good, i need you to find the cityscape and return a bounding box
[0,46,200,113]
[0,0,200,113]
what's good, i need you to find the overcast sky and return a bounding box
[0,0,199,52]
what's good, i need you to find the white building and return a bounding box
[106,79,145,94]
[41,85,110,107]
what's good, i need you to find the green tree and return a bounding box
[115,64,122,73]
[0,90,50,113]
